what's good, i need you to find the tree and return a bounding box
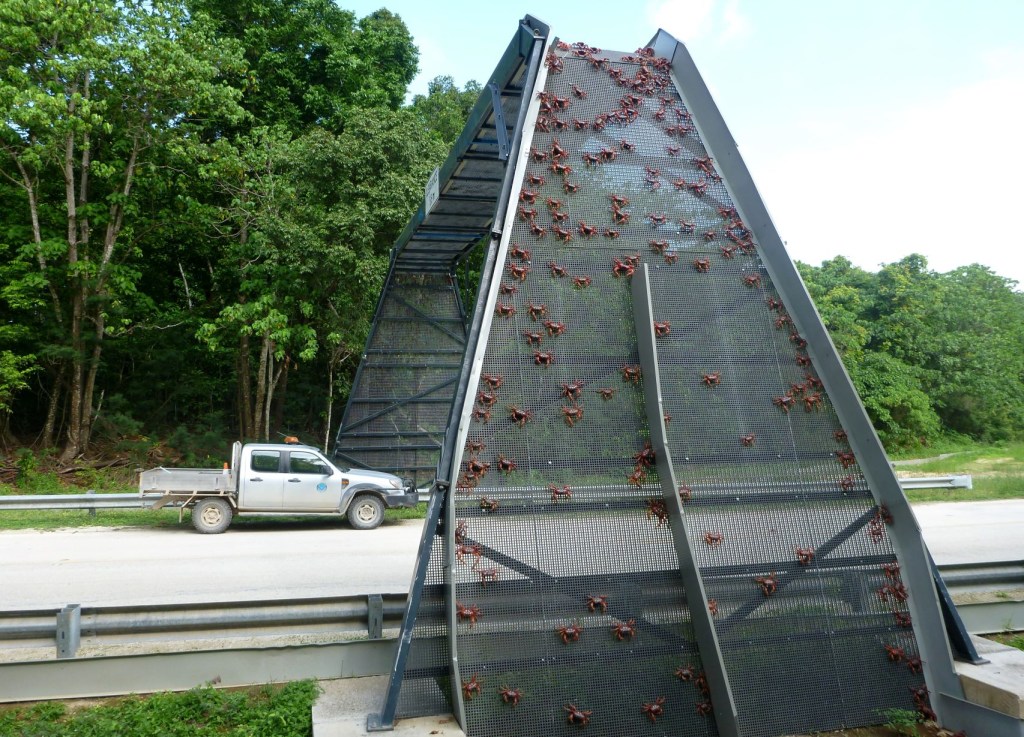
[188,0,418,130]
[412,76,483,148]
[0,0,244,459]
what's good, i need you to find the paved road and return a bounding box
[2,501,1022,610]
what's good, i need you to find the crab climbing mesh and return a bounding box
[445,41,926,737]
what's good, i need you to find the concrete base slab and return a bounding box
[313,676,464,737]
[955,636,1024,719]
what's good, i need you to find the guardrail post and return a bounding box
[367,594,383,640]
[56,604,81,659]
[86,489,96,517]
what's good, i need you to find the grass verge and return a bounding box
[0,680,319,737]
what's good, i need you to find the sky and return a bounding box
[342,0,1024,287]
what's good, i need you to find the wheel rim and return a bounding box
[355,502,377,523]
[201,505,223,526]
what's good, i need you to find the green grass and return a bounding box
[0,502,428,532]
[895,440,1024,503]
[0,681,318,737]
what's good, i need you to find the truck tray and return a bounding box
[138,467,234,495]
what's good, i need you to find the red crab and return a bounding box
[611,619,637,641]
[508,405,533,427]
[641,696,665,723]
[507,263,530,281]
[477,567,499,586]
[587,594,608,613]
[756,572,779,596]
[678,484,692,502]
[495,303,515,318]
[773,395,796,414]
[693,258,711,273]
[455,542,482,566]
[702,371,721,387]
[621,365,641,384]
[675,665,694,681]
[462,673,482,700]
[696,701,713,716]
[564,704,592,727]
[795,546,815,565]
[561,403,584,427]
[558,623,583,644]
[803,392,823,412]
[884,644,905,662]
[573,275,592,289]
[544,320,567,336]
[499,685,522,706]
[707,599,719,616]
[653,321,671,337]
[523,331,543,346]
[561,379,585,401]
[456,602,481,627]
[837,451,856,469]
[552,226,573,243]
[740,433,756,447]
[479,497,499,512]
[703,531,724,547]
[633,441,656,468]
[533,351,554,367]
[612,258,635,278]
[549,484,573,502]
[497,454,517,474]
[527,302,547,321]
[548,260,569,277]
[596,387,615,400]
[743,273,762,288]
[646,498,668,524]
[480,373,502,390]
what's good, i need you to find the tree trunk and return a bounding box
[237,333,253,438]
[323,362,333,453]
[253,336,270,441]
[271,358,289,433]
[41,365,66,449]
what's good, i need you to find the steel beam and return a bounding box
[632,264,741,737]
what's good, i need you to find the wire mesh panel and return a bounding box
[447,43,721,737]
[448,41,929,737]
[395,530,453,719]
[335,273,465,486]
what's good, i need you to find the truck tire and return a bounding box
[192,498,233,534]
[347,494,385,530]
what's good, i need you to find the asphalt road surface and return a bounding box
[2,500,1022,610]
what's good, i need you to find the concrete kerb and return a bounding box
[313,676,465,737]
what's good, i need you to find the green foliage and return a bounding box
[798,254,1024,450]
[0,681,319,736]
[412,75,484,148]
[877,707,922,735]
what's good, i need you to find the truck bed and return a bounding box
[138,467,235,495]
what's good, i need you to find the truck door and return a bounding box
[241,449,285,509]
[284,450,343,510]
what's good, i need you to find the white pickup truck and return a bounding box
[138,440,417,533]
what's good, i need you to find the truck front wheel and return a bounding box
[347,494,385,530]
[192,498,233,534]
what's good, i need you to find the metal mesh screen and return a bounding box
[335,273,465,486]
[446,43,926,737]
[396,530,453,718]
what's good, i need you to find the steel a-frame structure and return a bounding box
[351,19,1014,737]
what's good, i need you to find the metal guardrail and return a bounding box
[1,594,407,659]
[0,475,974,512]
[1,560,1019,660]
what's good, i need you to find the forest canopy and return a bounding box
[1,0,1021,465]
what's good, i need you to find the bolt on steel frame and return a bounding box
[362,21,1017,737]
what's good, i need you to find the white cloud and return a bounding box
[748,71,1024,285]
[646,0,716,44]
[721,0,752,42]
[646,0,752,45]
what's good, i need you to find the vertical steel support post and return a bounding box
[648,29,966,723]
[442,26,548,732]
[632,265,741,737]
[367,594,384,641]
[366,485,447,732]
